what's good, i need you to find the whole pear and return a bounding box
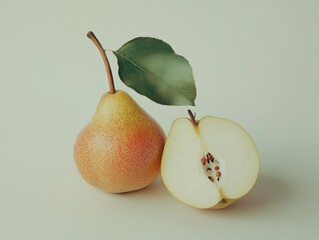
[74,32,165,193]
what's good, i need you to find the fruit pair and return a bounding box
[74,32,260,209]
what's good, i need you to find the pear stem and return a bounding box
[87,31,115,94]
[188,109,198,126]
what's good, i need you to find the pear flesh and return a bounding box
[161,116,259,209]
[74,90,166,193]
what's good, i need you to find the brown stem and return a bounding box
[188,109,198,126]
[87,31,115,94]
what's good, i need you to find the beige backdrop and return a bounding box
[1,0,318,239]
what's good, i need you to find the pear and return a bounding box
[74,32,165,193]
[161,110,259,209]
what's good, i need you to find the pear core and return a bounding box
[161,116,260,209]
[74,90,166,193]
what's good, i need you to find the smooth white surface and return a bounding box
[1,1,318,239]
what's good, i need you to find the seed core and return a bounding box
[201,152,222,184]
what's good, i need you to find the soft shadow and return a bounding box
[111,177,170,200]
[96,169,294,215]
[206,173,293,216]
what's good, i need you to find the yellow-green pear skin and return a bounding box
[74,90,166,193]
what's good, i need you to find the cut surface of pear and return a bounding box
[161,115,259,209]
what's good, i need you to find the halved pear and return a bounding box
[161,111,260,209]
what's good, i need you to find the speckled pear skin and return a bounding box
[74,90,166,193]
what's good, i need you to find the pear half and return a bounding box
[161,112,259,209]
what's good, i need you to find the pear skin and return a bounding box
[74,90,166,193]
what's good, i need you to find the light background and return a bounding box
[1,0,318,239]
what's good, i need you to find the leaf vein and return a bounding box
[113,50,161,82]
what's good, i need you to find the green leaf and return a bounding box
[113,37,196,106]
